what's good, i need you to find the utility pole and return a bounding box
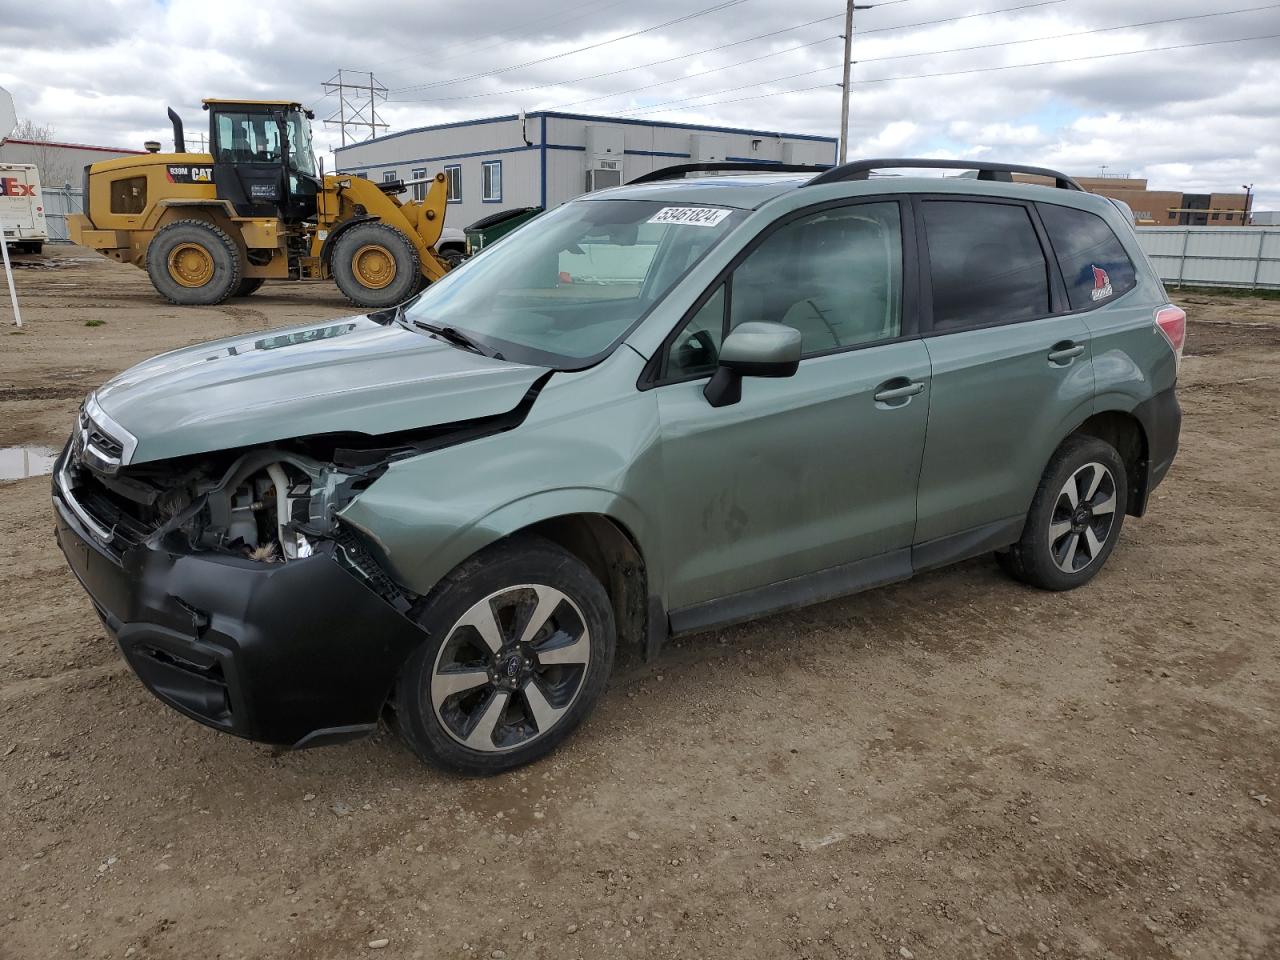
[322,69,389,147]
[839,2,871,164]
[839,0,854,164]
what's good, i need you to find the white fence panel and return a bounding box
[1135,226,1280,290]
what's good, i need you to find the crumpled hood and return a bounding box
[94,316,548,464]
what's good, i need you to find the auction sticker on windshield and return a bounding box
[648,206,733,227]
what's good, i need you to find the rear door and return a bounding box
[913,195,1095,558]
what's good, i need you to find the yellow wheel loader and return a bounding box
[69,99,454,307]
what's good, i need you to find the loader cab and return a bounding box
[203,99,320,223]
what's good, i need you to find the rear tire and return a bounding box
[146,220,241,305]
[999,435,1128,591]
[233,276,265,297]
[331,221,421,308]
[393,536,616,775]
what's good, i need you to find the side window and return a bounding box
[923,200,1049,330]
[1037,203,1138,310]
[482,160,503,202]
[666,284,726,379]
[109,177,147,215]
[728,202,903,355]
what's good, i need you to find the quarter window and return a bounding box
[482,160,502,202]
[444,164,461,202]
[729,202,903,356]
[667,284,727,379]
[923,200,1049,330]
[1037,203,1137,310]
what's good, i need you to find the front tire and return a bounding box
[146,220,242,305]
[393,537,616,775]
[331,221,421,308]
[999,435,1128,591]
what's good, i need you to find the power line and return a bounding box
[389,0,755,95]
[551,37,840,109]
[853,2,1280,66]
[388,13,847,104]
[618,31,1280,118]
[386,0,1065,105]
[613,6,1279,119]
[377,0,633,77]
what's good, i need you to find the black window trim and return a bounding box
[640,195,920,390]
[1033,200,1142,318]
[912,193,1069,337]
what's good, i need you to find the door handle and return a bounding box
[873,380,925,403]
[1048,342,1086,365]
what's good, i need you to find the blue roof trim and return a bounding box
[334,109,836,153]
[335,142,590,174]
[539,111,836,143]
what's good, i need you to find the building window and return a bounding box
[354,171,368,179]
[411,167,427,201]
[1224,212,1234,222]
[382,170,398,184]
[482,160,503,203]
[1211,212,1219,221]
[444,164,461,202]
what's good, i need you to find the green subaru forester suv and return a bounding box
[54,159,1183,774]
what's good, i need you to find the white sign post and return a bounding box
[0,232,20,328]
[0,85,20,327]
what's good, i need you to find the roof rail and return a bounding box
[628,161,831,185]
[804,158,1083,191]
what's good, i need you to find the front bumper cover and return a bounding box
[53,464,428,749]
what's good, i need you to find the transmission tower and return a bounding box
[321,70,389,146]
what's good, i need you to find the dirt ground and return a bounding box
[1,248,1277,960]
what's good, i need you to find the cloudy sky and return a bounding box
[2,0,1277,207]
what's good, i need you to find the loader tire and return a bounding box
[233,276,265,297]
[331,222,421,308]
[147,220,242,306]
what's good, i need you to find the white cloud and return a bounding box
[1,0,1276,207]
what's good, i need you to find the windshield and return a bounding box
[213,110,318,178]
[405,199,745,366]
[287,113,318,177]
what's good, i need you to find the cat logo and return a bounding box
[165,166,214,184]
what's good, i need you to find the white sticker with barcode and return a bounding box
[647,206,733,227]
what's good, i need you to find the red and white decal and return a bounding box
[0,176,36,197]
[1090,264,1114,302]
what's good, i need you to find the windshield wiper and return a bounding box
[409,318,491,357]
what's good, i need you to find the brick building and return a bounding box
[1015,174,1253,226]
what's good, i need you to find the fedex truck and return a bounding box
[0,163,47,254]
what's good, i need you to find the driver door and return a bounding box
[650,200,931,618]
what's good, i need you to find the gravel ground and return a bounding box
[1,249,1277,959]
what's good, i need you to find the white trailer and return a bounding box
[0,162,47,254]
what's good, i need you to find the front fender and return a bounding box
[342,485,658,600]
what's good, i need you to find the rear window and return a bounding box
[923,200,1050,330]
[1038,203,1138,310]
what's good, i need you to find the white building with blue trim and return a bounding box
[333,111,837,228]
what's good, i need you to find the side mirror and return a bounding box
[704,321,802,407]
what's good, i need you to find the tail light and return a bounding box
[1154,304,1186,371]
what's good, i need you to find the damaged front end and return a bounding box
[52,395,541,749]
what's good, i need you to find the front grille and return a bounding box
[87,428,123,460]
[62,465,165,555]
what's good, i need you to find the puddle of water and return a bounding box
[0,445,59,481]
